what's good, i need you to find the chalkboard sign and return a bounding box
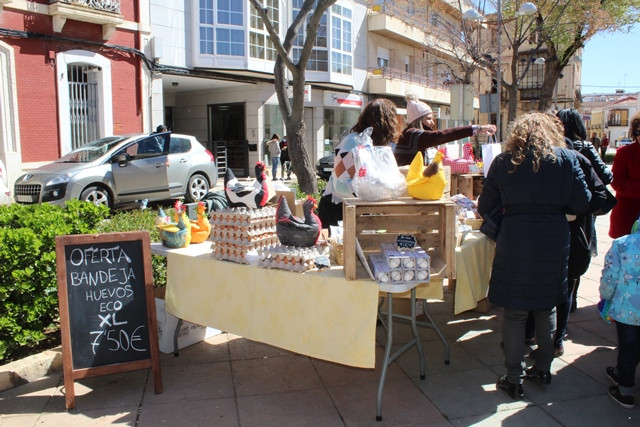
[395,234,417,249]
[56,231,162,409]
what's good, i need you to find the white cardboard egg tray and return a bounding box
[209,207,276,228]
[257,244,330,272]
[212,239,279,264]
[210,228,277,243]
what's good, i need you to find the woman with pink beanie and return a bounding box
[394,94,496,166]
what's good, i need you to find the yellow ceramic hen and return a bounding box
[406,151,447,200]
[189,201,211,243]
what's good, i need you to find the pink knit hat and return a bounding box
[406,98,432,124]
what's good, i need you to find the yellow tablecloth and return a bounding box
[161,243,380,368]
[454,231,495,314]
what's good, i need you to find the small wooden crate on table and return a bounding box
[342,197,457,283]
[450,173,484,200]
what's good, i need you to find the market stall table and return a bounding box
[452,231,495,314]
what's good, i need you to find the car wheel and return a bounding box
[185,173,209,203]
[80,185,111,208]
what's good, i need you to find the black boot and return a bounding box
[497,376,524,400]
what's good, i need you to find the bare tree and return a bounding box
[249,0,338,195]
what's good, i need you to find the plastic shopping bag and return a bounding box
[351,128,407,201]
[481,135,501,178]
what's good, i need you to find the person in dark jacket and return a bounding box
[478,112,591,400]
[393,94,496,166]
[557,109,613,310]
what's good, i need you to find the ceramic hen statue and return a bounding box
[156,200,191,248]
[189,201,211,243]
[406,151,447,200]
[276,195,322,247]
[224,162,270,209]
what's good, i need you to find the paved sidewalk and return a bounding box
[1,214,639,426]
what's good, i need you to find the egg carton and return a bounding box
[212,236,279,251]
[211,225,277,239]
[257,244,330,272]
[210,207,276,227]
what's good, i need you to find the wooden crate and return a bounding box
[451,173,484,199]
[342,198,457,281]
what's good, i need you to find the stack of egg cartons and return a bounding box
[209,206,278,263]
[370,242,430,284]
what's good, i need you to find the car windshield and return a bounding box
[56,136,127,163]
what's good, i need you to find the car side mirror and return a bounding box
[115,153,129,166]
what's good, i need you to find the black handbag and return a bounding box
[592,188,617,216]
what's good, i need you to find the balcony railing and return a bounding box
[369,67,452,91]
[52,0,120,14]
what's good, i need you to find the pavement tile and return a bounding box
[451,405,563,426]
[312,347,405,388]
[237,388,343,427]
[36,407,138,426]
[0,374,60,416]
[327,377,450,426]
[232,354,323,396]
[543,393,640,425]
[143,360,234,404]
[138,397,237,426]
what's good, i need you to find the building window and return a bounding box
[292,1,328,71]
[199,0,244,56]
[330,5,352,75]
[519,59,544,100]
[249,0,279,61]
[608,109,628,127]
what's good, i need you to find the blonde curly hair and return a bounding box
[504,112,566,173]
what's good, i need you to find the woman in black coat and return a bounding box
[478,112,591,400]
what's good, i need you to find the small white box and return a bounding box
[155,298,221,354]
[380,243,405,269]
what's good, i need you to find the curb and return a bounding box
[0,346,63,393]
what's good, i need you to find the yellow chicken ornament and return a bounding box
[406,151,447,200]
[189,201,211,244]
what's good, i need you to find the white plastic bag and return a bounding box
[481,135,502,178]
[351,130,407,201]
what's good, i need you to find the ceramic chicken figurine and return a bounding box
[224,162,270,209]
[155,208,170,226]
[189,201,211,244]
[275,195,322,247]
[156,200,191,248]
[406,151,447,200]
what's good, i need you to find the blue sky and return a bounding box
[581,25,640,94]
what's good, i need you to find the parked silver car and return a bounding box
[14,132,218,209]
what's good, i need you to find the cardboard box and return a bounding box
[155,297,221,354]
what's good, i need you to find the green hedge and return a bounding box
[0,201,169,362]
[0,201,109,361]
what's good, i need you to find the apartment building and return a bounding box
[583,91,639,145]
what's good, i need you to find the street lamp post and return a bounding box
[463,2,538,142]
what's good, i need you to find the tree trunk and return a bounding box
[538,60,562,112]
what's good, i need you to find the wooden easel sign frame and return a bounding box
[56,231,162,409]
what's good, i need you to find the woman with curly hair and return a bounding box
[318,98,401,228]
[477,112,591,400]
